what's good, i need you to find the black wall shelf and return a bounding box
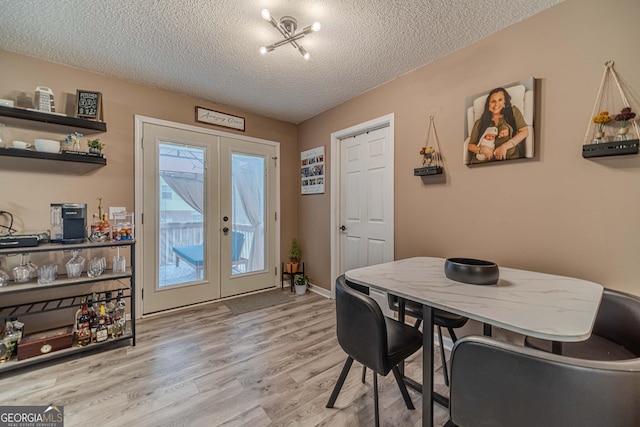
[0,147,106,165]
[0,105,107,133]
[582,139,639,158]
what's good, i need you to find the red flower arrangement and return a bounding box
[614,107,636,128]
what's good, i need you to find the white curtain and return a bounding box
[160,172,204,213]
[233,164,264,271]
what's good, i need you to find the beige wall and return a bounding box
[298,0,640,296]
[0,49,298,271]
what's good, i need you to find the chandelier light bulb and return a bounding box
[311,22,321,32]
[259,46,267,55]
[303,52,310,60]
[261,9,271,21]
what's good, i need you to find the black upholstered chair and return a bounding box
[445,335,640,427]
[525,289,640,359]
[387,294,468,386]
[327,275,423,427]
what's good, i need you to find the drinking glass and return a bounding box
[13,254,31,283]
[65,250,85,278]
[87,257,106,278]
[112,246,126,273]
[25,254,38,279]
[0,269,9,287]
[37,264,58,285]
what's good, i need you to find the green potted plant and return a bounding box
[286,238,302,273]
[87,138,104,155]
[293,274,309,295]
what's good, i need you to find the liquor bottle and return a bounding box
[112,291,125,338]
[77,299,92,347]
[116,289,127,333]
[1,319,19,361]
[88,292,99,342]
[95,304,109,343]
[105,292,115,337]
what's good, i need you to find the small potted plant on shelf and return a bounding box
[294,274,310,295]
[87,138,104,155]
[286,238,302,273]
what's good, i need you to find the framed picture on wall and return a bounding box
[301,147,325,194]
[463,77,535,165]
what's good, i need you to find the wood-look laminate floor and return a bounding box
[0,289,451,426]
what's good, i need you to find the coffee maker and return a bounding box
[51,203,87,244]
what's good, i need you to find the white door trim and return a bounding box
[330,113,394,298]
[134,115,281,318]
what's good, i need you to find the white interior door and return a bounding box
[339,125,394,272]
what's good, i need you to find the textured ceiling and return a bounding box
[0,0,563,124]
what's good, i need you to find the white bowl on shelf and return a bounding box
[34,139,60,153]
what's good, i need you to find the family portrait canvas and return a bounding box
[463,77,535,165]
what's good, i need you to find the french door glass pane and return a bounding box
[158,143,205,287]
[232,153,265,274]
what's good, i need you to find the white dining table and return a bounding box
[345,257,604,427]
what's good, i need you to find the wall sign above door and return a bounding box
[195,106,245,131]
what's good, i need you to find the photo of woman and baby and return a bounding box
[463,80,535,165]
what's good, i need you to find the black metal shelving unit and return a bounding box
[0,240,135,374]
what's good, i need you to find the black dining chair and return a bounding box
[444,335,640,427]
[327,275,423,427]
[524,288,640,359]
[387,294,468,386]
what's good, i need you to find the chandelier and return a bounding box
[259,9,321,60]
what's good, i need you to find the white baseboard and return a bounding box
[308,282,331,298]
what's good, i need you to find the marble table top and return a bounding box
[345,257,604,341]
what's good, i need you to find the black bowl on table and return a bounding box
[444,258,499,285]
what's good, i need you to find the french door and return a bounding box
[141,122,277,314]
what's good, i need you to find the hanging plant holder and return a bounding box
[582,61,639,159]
[414,115,444,176]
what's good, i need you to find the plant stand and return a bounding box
[281,262,305,292]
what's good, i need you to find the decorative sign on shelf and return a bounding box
[75,90,103,120]
[195,106,245,131]
[301,146,325,194]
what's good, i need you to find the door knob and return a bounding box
[223,227,229,234]
[339,225,347,231]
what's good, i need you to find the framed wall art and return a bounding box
[301,146,324,194]
[463,77,535,165]
[75,90,102,120]
[195,106,245,131]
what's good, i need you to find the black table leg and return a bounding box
[423,304,434,427]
